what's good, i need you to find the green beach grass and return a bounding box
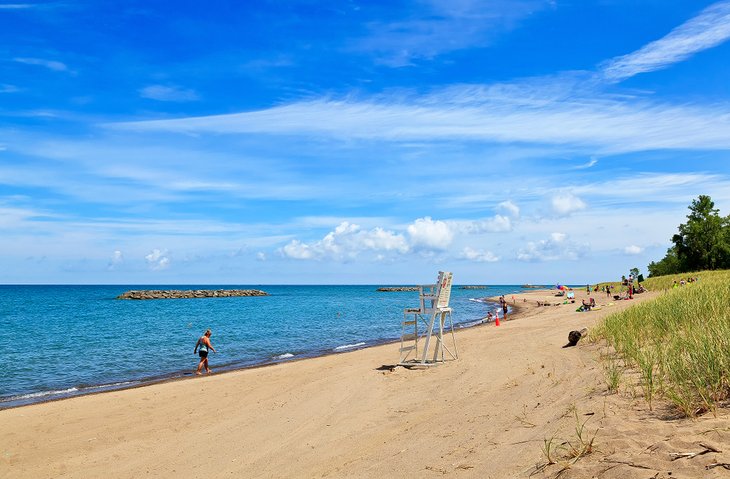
[594,270,730,417]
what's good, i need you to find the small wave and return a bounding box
[1,380,141,405]
[84,380,137,391]
[460,319,486,328]
[469,298,490,303]
[334,342,366,351]
[274,353,295,359]
[2,387,79,402]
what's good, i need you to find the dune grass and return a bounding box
[593,270,730,417]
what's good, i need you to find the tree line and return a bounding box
[648,195,730,277]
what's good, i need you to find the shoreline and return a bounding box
[9,288,703,479]
[1,295,518,411]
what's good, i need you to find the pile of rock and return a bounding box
[376,287,419,292]
[459,285,487,289]
[117,289,269,300]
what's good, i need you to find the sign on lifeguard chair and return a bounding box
[398,271,458,367]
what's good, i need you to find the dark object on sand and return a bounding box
[563,328,588,348]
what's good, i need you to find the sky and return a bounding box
[1,0,730,285]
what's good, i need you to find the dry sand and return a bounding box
[3,289,729,478]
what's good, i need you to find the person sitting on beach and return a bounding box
[580,298,595,311]
[194,329,217,375]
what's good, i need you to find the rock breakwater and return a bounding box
[376,287,419,292]
[117,289,268,300]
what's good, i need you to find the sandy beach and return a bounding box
[3,288,729,478]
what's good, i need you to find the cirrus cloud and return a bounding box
[602,1,730,81]
[139,84,199,102]
[13,57,68,72]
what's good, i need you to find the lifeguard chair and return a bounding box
[398,271,458,366]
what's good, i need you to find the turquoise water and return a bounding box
[0,284,525,408]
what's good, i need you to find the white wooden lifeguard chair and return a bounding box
[398,271,458,367]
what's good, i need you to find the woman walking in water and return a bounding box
[194,329,217,375]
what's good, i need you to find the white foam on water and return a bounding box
[1,380,143,405]
[334,342,366,351]
[85,381,137,391]
[275,353,295,359]
[4,387,79,402]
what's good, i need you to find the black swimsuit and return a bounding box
[198,338,208,358]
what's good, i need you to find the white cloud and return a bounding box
[352,0,550,66]
[280,216,468,262]
[574,158,598,169]
[517,232,588,262]
[13,57,68,72]
[602,1,730,81]
[280,222,409,261]
[550,193,586,216]
[110,89,730,154]
[0,205,50,228]
[497,200,520,217]
[407,216,454,250]
[145,248,170,270]
[107,250,124,270]
[624,245,643,255]
[280,240,314,260]
[0,84,20,93]
[572,173,727,203]
[453,215,513,234]
[256,252,266,261]
[460,246,500,262]
[139,85,199,102]
[0,4,35,8]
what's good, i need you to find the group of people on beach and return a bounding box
[673,277,698,287]
[498,295,508,320]
[482,295,509,323]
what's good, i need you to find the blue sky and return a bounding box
[1,0,730,285]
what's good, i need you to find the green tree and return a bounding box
[647,247,681,276]
[671,195,730,271]
[629,267,640,278]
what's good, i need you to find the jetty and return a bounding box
[117,289,268,300]
[376,286,419,292]
[459,285,487,289]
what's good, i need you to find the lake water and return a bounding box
[0,284,528,408]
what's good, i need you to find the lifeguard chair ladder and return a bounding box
[398,271,458,367]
